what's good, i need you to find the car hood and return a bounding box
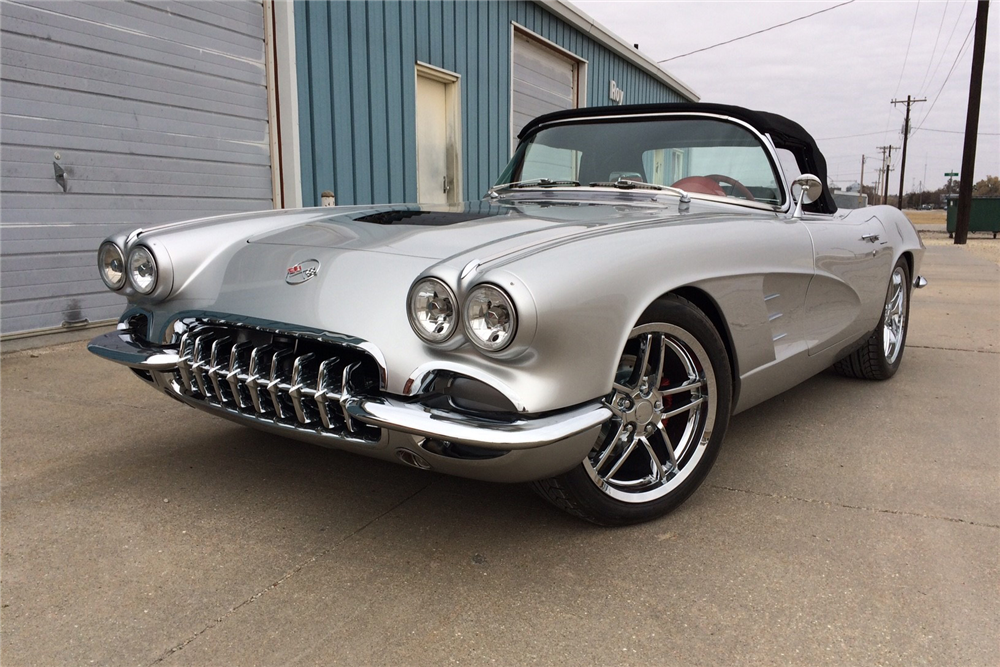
[245,199,757,266]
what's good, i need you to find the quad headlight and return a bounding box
[407,277,458,344]
[464,284,517,352]
[98,242,126,290]
[127,245,158,294]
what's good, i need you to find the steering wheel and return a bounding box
[705,174,756,201]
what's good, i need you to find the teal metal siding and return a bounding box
[295,0,688,206]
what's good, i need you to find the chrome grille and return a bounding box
[171,322,381,442]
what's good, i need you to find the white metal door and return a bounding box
[416,74,450,204]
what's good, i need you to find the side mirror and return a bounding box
[791,174,822,217]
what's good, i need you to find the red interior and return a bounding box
[670,176,726,197]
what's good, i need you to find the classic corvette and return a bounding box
[89,103,925,525]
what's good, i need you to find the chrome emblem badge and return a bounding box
[285,259,320,285]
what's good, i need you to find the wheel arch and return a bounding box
[662,286,741,409]
[900,250,914,282]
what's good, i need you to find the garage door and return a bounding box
[511,30,580,137]
[0,0,273,336]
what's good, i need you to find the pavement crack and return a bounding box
[708,484,999,529]
[148,480,433,665]
[909,344,999,354]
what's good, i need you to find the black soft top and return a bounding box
[518,102,836,214]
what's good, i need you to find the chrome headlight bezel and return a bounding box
[127,245,158,295]
[463,283,518,352]
[407,277,460,345]
[98,241,126,291]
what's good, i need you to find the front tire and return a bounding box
[833,258,911,381]
[532,296,732,526]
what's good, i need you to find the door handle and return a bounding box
[861,234,880,243]
[53,161,68,192]
[442,176,450,194]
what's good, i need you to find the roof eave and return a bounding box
[540,1,700,102]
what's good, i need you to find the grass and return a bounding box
[904,209,947,225]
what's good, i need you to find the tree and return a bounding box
[972,175,999,197]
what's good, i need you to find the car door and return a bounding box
[800,212,894,355]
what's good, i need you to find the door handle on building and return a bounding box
[442,176,450,194]
[53,161,68,192]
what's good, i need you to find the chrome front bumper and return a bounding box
[88,327,611,452]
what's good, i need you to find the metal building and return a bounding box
[1,0,273,337]
[0,0,697,339]
[289,1,697,207]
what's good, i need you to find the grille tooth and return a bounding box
[340,362,361,432]
[288,353,318,424]
[191,333,216,398]
[266,348,295,419]
[208,337,234,403]
[314,357,343,429]
[246,344,277,415]
[227,341,254,410]
[177,331,194,391]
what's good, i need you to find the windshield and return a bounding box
[496,117,785,207]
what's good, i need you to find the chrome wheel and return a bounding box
[832,257,911,381]
[883,266,907,364]
[585,323,717,504]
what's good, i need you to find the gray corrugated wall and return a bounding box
[295,0,688,207]
[0,0,272,335]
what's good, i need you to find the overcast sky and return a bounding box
[572,0,999,192]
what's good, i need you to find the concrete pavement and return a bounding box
[2,243,998,666]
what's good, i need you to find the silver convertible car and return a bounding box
[89,103,925,525]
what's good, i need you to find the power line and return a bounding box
[917,0,950,93]
[892,1,921,100]
[880,3,923,147]
[921,127,1000,135]
[817,131,893,141]
[656,1,856,63]
[924,0,971,95]
[913,20,976,133]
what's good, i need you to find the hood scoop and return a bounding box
[355,208,509,226]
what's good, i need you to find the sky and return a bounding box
[572,0,1000,193]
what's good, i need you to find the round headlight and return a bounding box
[464,284,517,352]
[407,277,458,344]
[98,242,126,290]
[128,245,157,294]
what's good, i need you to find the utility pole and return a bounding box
[876,145,897,205]
[892,95,926,210]
[923,159,928,199]
[955,0,990,245]
[859,155,867,206]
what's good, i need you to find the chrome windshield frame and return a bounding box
[500,112,793,214]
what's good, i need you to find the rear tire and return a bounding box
[532,295,732,526]
[833,258,911,381]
